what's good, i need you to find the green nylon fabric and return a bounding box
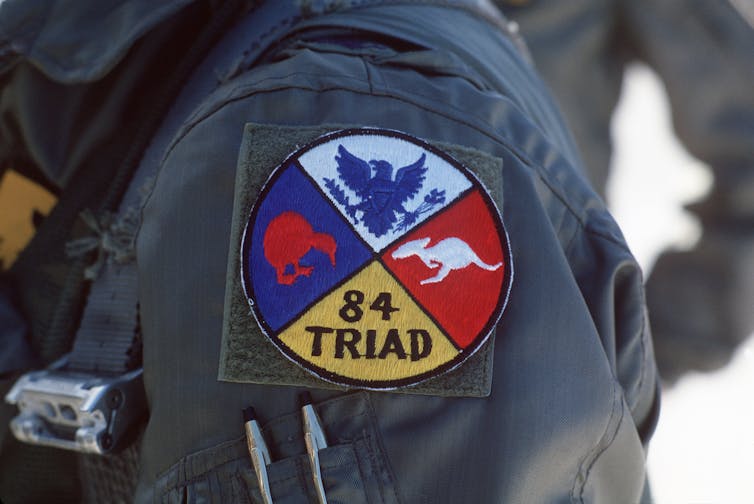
[134,4,655,499]
[0,0,659,502]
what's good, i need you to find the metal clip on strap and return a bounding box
[5,357,145,454]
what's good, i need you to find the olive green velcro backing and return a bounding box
[219,123,504,397]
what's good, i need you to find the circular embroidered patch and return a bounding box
[241,129,512,389]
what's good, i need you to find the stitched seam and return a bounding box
[161,81,516,183]
[364,395,402,504]
[580,394,627,502]
[272,411,369,451]
[634,272,650,412]
[362,54,375,94]
[214,469,226,502]
[352,438,378,504]
[159,404,374,494]
[154,437,246,484]
[189,457,307,499]
[363,432,388,504]
[217,13,301,83]
[139,3,297,226]
[160,78,622,257]
[233,467,253,503]
[184,67,509,152]
[219,0,511,83]
[295,455,314,501]
[575,235,650,414]
[621,264,649,411]
[561,210,583,261]
[570,378,622,503]
[307,0,513,42]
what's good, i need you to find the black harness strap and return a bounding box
[2,2,252,503]
[63,0,253,378]
[72,2,256,500]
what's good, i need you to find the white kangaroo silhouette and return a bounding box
[391,236,502,285]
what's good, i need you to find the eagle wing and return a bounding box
[392,153,427,204]
[335,145,371,198]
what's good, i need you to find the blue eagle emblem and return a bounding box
[324,145,446,237]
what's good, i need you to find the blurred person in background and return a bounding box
[498,0,754,383]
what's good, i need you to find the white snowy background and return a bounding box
[609,63,754,503]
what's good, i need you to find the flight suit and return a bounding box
[0,0,658,502]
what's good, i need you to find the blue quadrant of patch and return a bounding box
[248,164,373,332]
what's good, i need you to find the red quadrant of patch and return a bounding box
[382,190,506,349]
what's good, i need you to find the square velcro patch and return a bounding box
[218,123,510,397]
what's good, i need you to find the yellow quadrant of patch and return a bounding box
[278,261,460,382]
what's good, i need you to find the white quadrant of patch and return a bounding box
[298,134,473,252]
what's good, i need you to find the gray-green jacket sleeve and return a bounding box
[133,3,658,502]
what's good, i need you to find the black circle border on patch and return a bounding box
[240,128,514,390]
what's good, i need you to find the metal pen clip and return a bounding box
[243,406,273,504]
[299,392,328,504]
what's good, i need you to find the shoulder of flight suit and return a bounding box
[135,3,657,502]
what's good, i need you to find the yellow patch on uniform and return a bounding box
[277,261,460,384]
[0,170,56,270]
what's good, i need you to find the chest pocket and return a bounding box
[155,393,400,504]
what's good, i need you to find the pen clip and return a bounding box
[299,392,328,504]
[243,406,274,504]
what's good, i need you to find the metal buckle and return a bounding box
[4,357,146,454]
